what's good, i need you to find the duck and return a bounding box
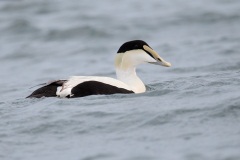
[27,40,171,98]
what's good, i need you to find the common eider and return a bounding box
[27,40,171,98]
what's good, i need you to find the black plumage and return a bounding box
[26,80,66,98]
[70,81,134,98]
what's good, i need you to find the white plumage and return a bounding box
[56,76,132,98]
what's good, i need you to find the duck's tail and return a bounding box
[26,80,66,98]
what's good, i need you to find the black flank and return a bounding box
[26,80,66,98]
[70,81,134,98]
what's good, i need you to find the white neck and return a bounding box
[114,52,146,93]
[115,67,146,93]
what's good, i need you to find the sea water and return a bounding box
[0,0,240,160]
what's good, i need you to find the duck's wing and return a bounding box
[26,80,66,98]
[57,76,134,98]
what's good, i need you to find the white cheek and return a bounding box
[136,52,156,63]
[145,55,156,63]
[121,50,157,68]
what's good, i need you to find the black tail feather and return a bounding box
[26,80,66,98]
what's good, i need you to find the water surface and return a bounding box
[0,0,240,160]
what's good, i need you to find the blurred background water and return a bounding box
[0,0,240,160]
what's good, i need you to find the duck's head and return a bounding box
[115,40,171,70]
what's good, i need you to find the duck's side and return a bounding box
[27,77,134,98]
[57,76,134,98]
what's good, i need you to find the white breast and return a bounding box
[56,76,133,98]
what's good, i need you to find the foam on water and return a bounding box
[0,0,240,160]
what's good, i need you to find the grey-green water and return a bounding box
[0,0,240,160]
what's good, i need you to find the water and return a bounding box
[0,0,240,160]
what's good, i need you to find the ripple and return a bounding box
[44,26,112,41]
[178,132,203,140]
[209,100,240,119]
[81,111,117,118]
[4,19,40,34]
[139,108,203,127]
[175,12,240,25]
[82,153,115,160]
